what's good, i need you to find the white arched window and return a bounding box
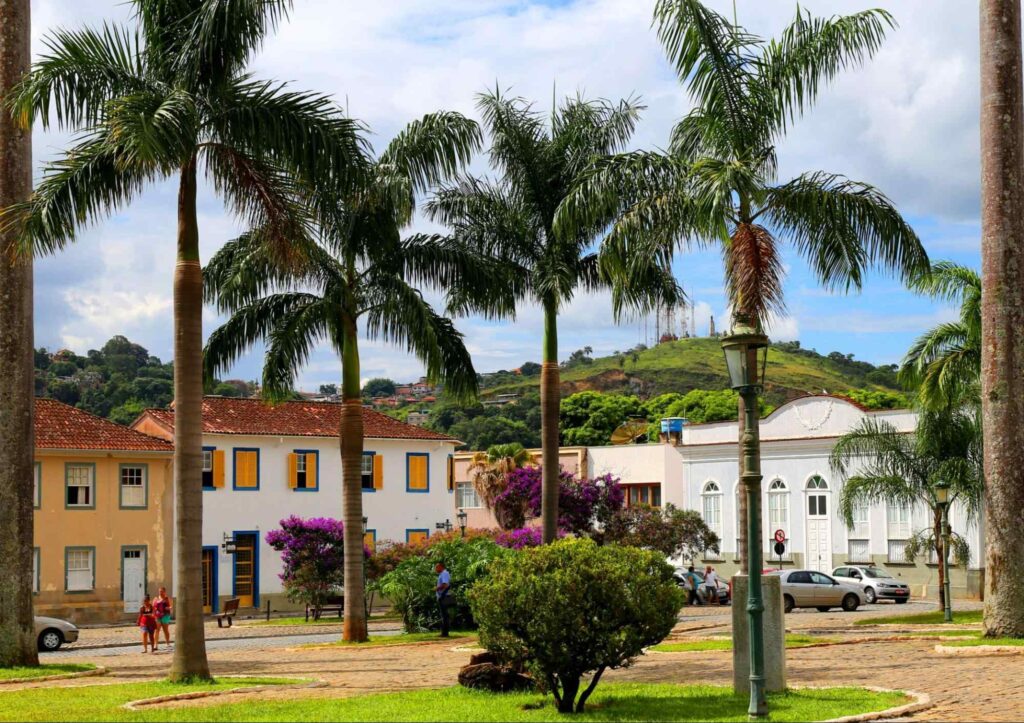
[701,481,722,540]
[767,478,789,534]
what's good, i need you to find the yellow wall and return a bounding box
[33,451,174,624]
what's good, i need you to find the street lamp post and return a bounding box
[456,508,468,538]
[721,317,769,718]
[934,481,953,623]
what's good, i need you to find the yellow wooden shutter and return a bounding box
[236,451,258,488]
[409,455,428,491]
[213,450,226,488]
[408,530,428,545]
[363,531,375,552]
[307,452,317,490]
[287,453,298,489]
[373,454,383,490]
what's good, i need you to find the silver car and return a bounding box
[771,569,863,613]
[35,616,79,652]
[832,566,911,605]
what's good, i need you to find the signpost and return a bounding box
[773,529,786,569]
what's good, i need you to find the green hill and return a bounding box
[482,337,900,406]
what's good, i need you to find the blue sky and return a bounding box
[30,0,982,388]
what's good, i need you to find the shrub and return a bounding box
[374,536,507,633]
[469,538,683,713]
[494,527,566,549]
[602,503,720,560]
[366,529,498,582]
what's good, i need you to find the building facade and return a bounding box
[134,397,458,612]
[34,399,175,624]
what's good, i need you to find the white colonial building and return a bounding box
[134,397,458,612]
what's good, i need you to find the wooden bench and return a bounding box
[306,595,344,622]
[217,598,240,628]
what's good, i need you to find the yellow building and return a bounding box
[33,399,174,624]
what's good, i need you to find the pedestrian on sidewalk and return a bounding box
[138,595,158,653]
[704,566,720,605]
[435,562,452,638]
[685,566,703,606]
[154,586,173,649]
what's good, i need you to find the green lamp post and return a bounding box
[721,316,769,718]
[934,480,953,623]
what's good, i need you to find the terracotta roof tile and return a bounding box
[35,398,174,452]
[140,397,457,442]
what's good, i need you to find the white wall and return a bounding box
[200,433,457,603]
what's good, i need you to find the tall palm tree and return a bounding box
[468,442,533,528]
[204,112,484,642]
[899,262,981,409]
[979,0,1024,638]
[558,0,929,566]
[0,0,37,668]
[429,89,681,543]
[2,0,366,679]
[831,406,983,609]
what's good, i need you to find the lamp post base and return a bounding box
[732,574,787,696]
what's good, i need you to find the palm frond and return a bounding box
[553,94,645,176]
[475,88,550,216]
[106,88,198,169]
[837,473,918,528]
[378,112,482,195]
[909,260,981,305]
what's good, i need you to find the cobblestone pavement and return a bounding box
[37,598,1015,721]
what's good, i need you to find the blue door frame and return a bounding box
[202,545,219,614]
[231,530,260,608]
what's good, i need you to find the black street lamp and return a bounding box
[934,480,953,623]
[721,316,769,718]
[457,508,468,538]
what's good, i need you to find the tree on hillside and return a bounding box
[979,0,1024,637]
[204,112,484,642]
[0,0,37,668]
[560,391,647,446]
[429,88,681,543]
[831,405,983,610]
[558,0,928,568]
[362,378,396,398]
[3,0,367,678]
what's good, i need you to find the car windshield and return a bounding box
[863,568,893,579]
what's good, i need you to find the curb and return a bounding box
[122,676,326,711]
[0,666,108,686]
[820,687,931,723]
[294,635,476,652]
[934,643,1024,657]
[67,627,403,652]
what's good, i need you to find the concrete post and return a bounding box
[732,574,786,694]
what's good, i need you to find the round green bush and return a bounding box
[469,538,683,713]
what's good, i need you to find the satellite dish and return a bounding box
[610,418,649,445]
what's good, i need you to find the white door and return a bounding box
[122,549,145,613]
[805,477,831,572]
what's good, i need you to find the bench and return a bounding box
[217,598,240,628]
[306,595,344,622]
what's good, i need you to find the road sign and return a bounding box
[773,541,786,556]
[774,529,786,544]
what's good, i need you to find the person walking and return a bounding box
[704,566,720,606]
[138,595,158,653]
[685,565,703,606]
[154,587,173,649]
[435,562,452,638]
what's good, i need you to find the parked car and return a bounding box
[674,568,731,605]
[769,569,863,613]
[831,565,911,604]
[35,616,79,652]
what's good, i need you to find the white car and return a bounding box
[769,569,864,613]
[35,616,79,652]
[832,566,911,605]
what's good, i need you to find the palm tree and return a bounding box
[557,0,929,566]
[467,443,533,528]
[979,0,1024,638]
[899,262,980,409]
[204,112,484,642]
[2,0,366,679]
[830,406,983,609]
[0,0,38,668]
[429,89,681,543]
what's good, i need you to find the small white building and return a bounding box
[134,397,458,612]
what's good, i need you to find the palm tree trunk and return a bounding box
[934,509,945,610]
[540,300,560,544]
[0,0,38,668]
[169,157,211,681]
[340,314,367,642]
[980,0,1024,638]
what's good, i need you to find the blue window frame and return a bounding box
[232,448,261,491]
[202,446,216,491]
[405,452,430,493]
[292,449,319,492]
[406,528,429,544]
[361,451,376,492]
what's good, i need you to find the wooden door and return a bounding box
[202,548,215,614]
[233,534,257,607]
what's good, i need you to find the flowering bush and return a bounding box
[492,467,624,534]
[265,516,368,615]
[495,526,566,549]
[366,528,498,581]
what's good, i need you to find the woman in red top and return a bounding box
[138,595,158,653]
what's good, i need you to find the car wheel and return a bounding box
[864,588,877,604]
[842,594,860,612]
[784,595,795,614]
[37,629,63,652]
[816,606,831,612]
[895,598,909,605]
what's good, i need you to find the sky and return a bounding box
[29,0,983,390]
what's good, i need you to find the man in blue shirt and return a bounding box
[435,562,452,638]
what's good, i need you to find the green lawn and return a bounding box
[302,630,476,648]
[0,678,296,722]
[945,636,1024,648]
[0,682,908,722]
[854,609,983,626]
[0,663,95,681]
[651,635,835,653]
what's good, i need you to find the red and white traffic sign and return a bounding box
[773,529,786,544]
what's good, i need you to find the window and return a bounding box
[848,539,871,563]
[291,450,318,491]
[363,530,377,553]
[33,462,41,509]
[66,548,94,592]
[233,449,259,490]
[767,479,788,532]
[809,571,834,585]
[65,464,95,508]
[626,483,661,508]
[788,571,812,584]
[406,529,429,544]
[456,481,481,509]
[32,548,39,594]
[850,499,869,537]
[701,481,723,548]
[119,465,147,508]
[361,453,375,491]
[406,453,429,492]
[202,448,215,489]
